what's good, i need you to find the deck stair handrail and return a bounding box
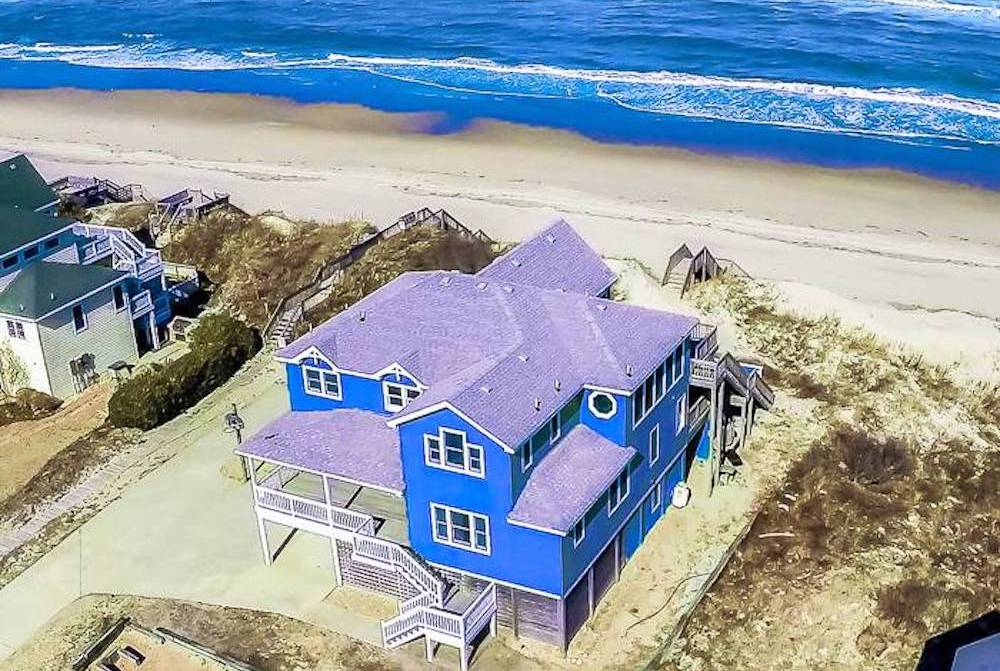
[688,395,712,428]
[73,223,163,283]
[381,582,497,651]
[690,322,718,360]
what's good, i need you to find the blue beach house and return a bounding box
[237,220,772,668]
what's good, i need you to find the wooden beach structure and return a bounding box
[263,207,494,349]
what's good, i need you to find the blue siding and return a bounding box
[695,421,711,460]
[580,388,628,444]
[287,360,388,413]
[399,408,564,595]
[0,230,75,278]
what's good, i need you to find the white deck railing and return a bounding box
[688,395,712,428]
[690,358,716,387]
[254,482,377,534]
[130,289,153,317]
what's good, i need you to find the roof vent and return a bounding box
[625,364,634,377]
[358,311,366,322]
[554,379,561,392]
[596,304,607,311]
[511,259,522,267]
[440,276,451,286]
[533,397,542,411]
[480,385,492,394]
[518,354,529,362]
[49,292,55,301]
[476,282,488,290]
[503,285,514,293]
[545,234,556,243]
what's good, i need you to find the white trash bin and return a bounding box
[672,481,691,509]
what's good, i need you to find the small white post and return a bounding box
[425,636,434,662]
[257,514,271,566]
[460,645,469,671]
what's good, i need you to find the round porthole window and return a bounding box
[589,392,617,419]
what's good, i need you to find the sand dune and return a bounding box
[1,88,997,377]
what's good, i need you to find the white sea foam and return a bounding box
[860,0,1000,18]
[0,42,996,145]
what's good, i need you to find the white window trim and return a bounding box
[302,364,343,401]
[423,427,485,478]
[430,503,491,555]
[383,379,420,412]
[572,518,586,547]
[6,319,25,340]
[549,414,561,443]
[650,423,660,464]
[113,286,128,313]
[72,305,88,333]
[676,393,687,434]
[671,348,684,388]
[520,441,533,472]
[588,391,618,419]
[651,479,662,512]
[608,468,630,515]
[633,349,680,428]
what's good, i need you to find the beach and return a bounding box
[2,88,998,376]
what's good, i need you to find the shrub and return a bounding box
[0,388,62,426]
[108,314,260,430]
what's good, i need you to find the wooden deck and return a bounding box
[266,470,409,545]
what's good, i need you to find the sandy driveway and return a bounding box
[0,359,383,662]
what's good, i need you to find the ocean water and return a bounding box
[0,0,997,187]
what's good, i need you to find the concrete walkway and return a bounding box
[0,357,385,662]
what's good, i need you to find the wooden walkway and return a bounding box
[0,457,129,559]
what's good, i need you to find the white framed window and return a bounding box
[632,352,676,428]
[650,480,662,512]
[383,380,420,412]
[649,423,660,464]
[424,428,484,478]
[608,468,630,515]
[72,305,87,333]
[549,414,561,443]
[430,503,490,555]
[588,391,617,419]
[5,319,25,340]
[572,518,586,547]
[520,441,533,471]
[112,286,127,313]
[672,348,683,384]
[676,393,687,434]
[302,364,342,400]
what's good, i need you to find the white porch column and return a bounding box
[148,311,160,350]
[425,637,435,662]
[257,514,272,566]
[324,475,344,586]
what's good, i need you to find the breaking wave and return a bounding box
[0,43,997,146]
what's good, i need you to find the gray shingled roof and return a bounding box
[508,425,635,532]
[236,409,403,492]
[0,206,73,257]
[280,269,695,448]
[0,262,127,319]
[0,154,59,211]
[476,219,617,296]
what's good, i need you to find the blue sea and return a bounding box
[0,0,998,187]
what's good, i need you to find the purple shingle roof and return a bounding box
[508,425,635,533]
[476,219,616,296]
[278,221,696,448]
[235,409,403,493]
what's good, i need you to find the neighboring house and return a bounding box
[236,220,773,669]
[0,154,172,398]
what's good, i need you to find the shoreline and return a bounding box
[1,87,998,376]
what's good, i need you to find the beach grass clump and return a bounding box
[108,313,260,430]
[672,274,999,671]
[301,226,499,330]
[164,210,368,328]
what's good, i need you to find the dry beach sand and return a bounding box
[1,88,997,377]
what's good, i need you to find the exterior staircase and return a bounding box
[251,470,498,669]
[74,222,164,283]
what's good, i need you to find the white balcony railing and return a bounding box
[688,395,711,428]
[690,358,716,387]
[130,289,153,317]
